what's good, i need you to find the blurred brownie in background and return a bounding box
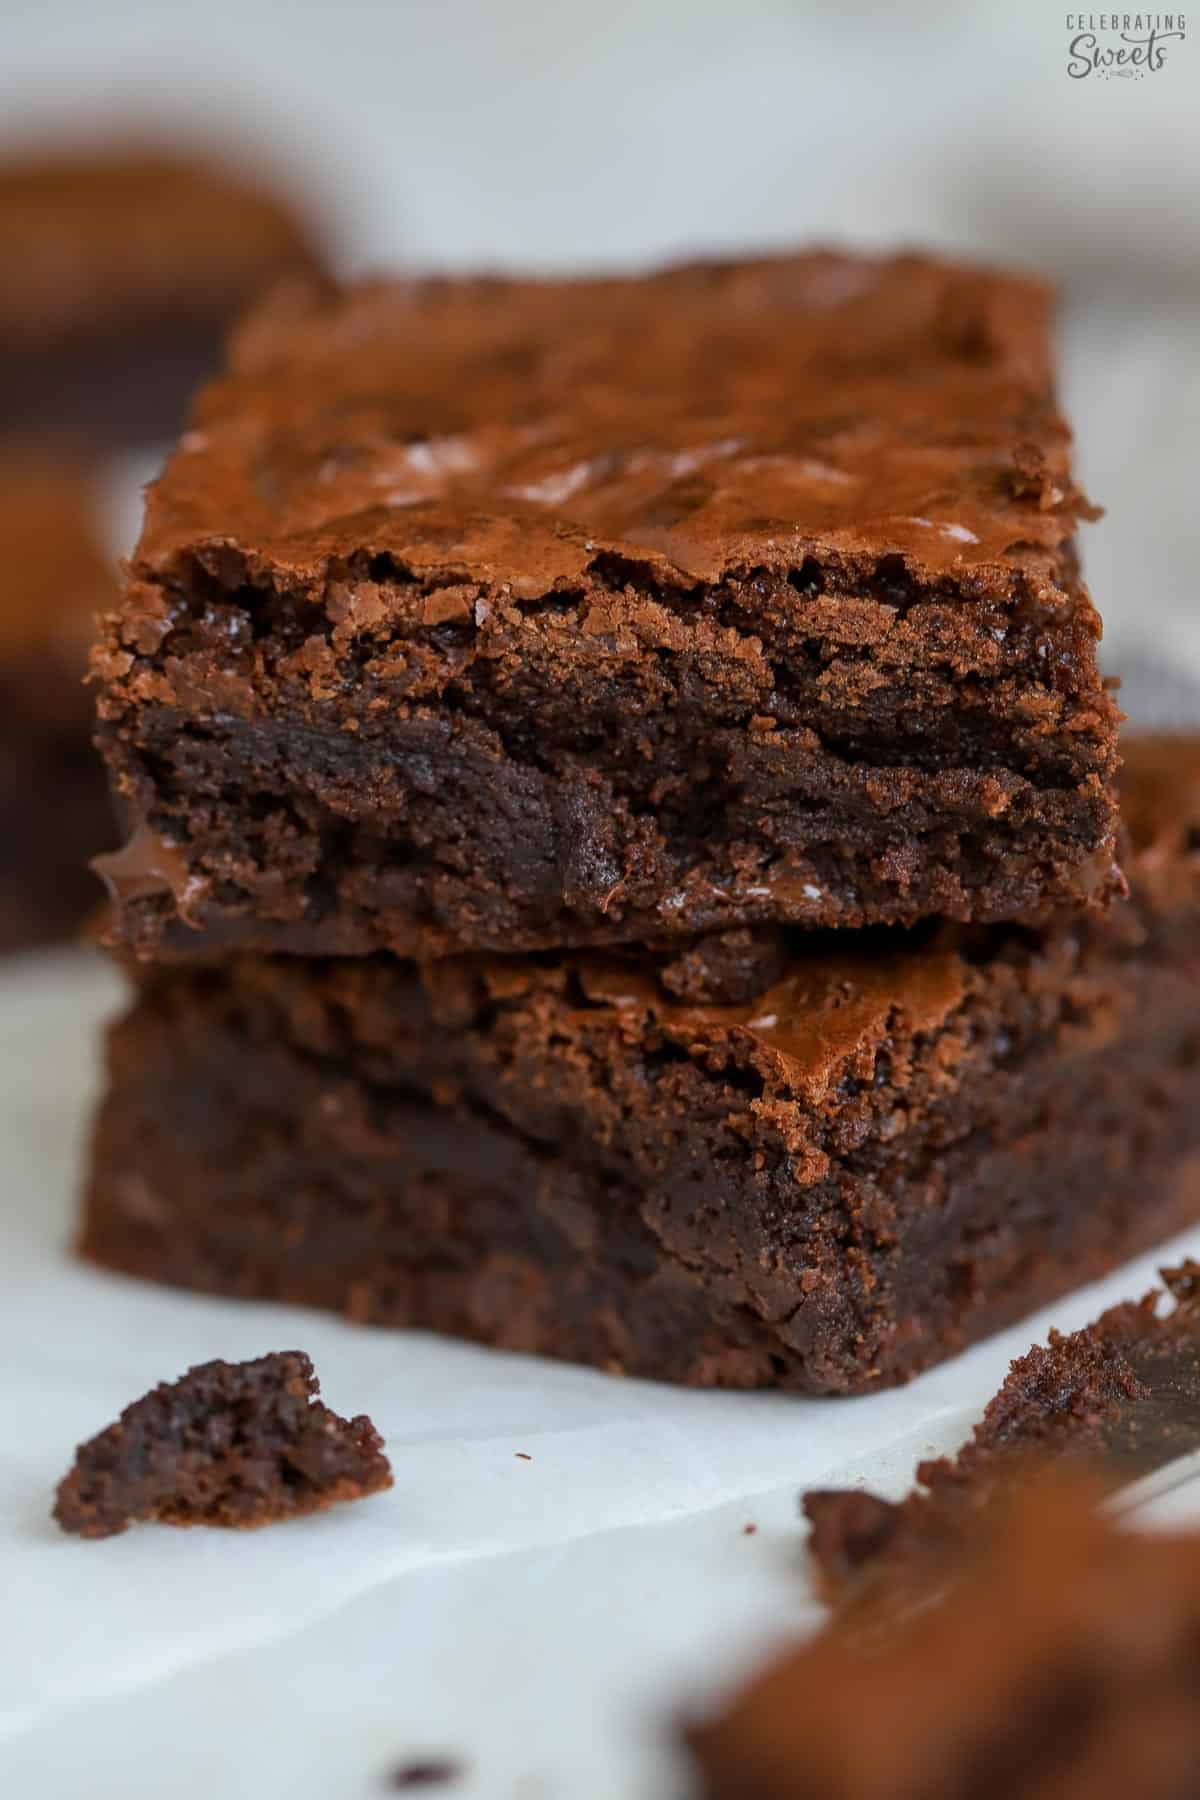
[685,1484,1200,1799]
[0,149,328,444]
[0,450,115,948]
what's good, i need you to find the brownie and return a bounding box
[0,149,326,445]
[804,1259,1200,1633]
[53,1351,392,1538]
[685,1484,1200,1799]
[81,736,1200,1395]
[90,250,1121,963]
[0,451,117,949]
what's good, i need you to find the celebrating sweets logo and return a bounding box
[1066,12,1187,76]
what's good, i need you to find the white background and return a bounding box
[3,1,1197,663]
[0,4,1198,1796]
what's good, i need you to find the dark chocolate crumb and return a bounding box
[802,1489,901,1587]
[54,1351,392,1538]
[388,1759,465,1788]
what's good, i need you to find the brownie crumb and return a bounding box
[514,1452,532,1461]
[388,1759,465,1789]
[53,1351,392,1538]
[742,1523,758,1536]
[801,1489,897,1586]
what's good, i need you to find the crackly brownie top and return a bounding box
[0,149,325,348]
[131,250,1093,605]
[0,449,114,660]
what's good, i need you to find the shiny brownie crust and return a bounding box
[92,251,1120,960]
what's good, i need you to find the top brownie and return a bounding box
[92,250,1121,961]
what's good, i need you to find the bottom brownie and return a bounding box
[81,738,1200,1395]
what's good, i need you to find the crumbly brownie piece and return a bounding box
[0,149,326,444]
[0,451,116,948]
[685,1486,1200,1800]
[91,251,1121,962]
[386,1760,466,1789]
[804,1259,1200,1632]
[53,1351,392,1538]
[81,737,1200,1395]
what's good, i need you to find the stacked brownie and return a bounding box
[83,250,1200,1392]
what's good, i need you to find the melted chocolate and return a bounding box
[93,822,208,922]
[575,944,965,1100]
